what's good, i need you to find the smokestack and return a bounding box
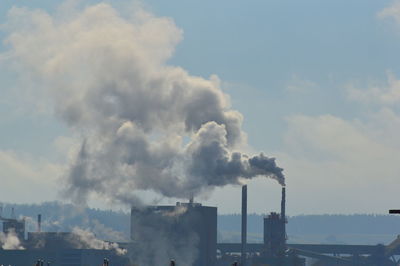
[281,186,285,221]
[11,207,15,219]
[281,186,287,249]
[241,185,247,266]
[37,214,42,233]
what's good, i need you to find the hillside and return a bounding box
[1,202,400,244]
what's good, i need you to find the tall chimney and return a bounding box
[37,214,42,233]
[281,186,287,250]
[241,185,247,266]
[281,187,285,221]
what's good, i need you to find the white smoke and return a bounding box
[0,230,25,250]
[3,2,284,205]
[69,227,127,255]
[162,205,188,217]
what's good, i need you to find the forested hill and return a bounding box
[1,202,400,244]
[219,214,400,244]
[219,214,400,235]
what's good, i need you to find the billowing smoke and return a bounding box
[0,230,25,250]
[3,3,284,205]
[68,227,127,255]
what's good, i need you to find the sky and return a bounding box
[1,0,400,215]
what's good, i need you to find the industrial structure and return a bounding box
[2,187,400,265]
[216,186,305,266]
[0,210,129,265]
[0,207,25,241]
[130,202,217,266]
[217,186,400,266]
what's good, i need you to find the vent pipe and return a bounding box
[241,185,247,266]
[37,214,42,233]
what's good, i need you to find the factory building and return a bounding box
[130,202,217,266]
[263,187,287,258]
[0,249,127,266]
[0,230,129,266]
[0,212,129,266]
[0,208,25,241]
[4,185,400,265]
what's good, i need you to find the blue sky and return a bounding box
[1,0,400,214]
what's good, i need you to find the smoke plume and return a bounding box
[69,227,127,255]
[0,230,25,250]
[3,3,284,205]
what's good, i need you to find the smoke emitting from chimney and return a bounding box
[2,3,285,205]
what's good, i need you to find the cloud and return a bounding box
[285,74,318,94]
[277,112,400,214]
[378,0,400,25]
[2,2,284,206]
[0,150,62,203]
[347,72,400,105]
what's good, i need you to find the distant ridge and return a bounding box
[1,202,400,244]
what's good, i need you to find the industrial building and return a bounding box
[217,186,400,266]
[216,186,305,266]
[130,201,217,266]
[0,207,25,241]
[0,249,127,266]
[0,211,129,265]
[2,186,400,265]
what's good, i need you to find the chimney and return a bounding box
[281,187,286,221]
[241,185,247,266]
[37,214,42,233]
[281,186,287,249]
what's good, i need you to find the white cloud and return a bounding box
[378,0,400,25]
[274,112,400,214]
[0,150,63,203]
[347,72,400,105]
[285,74,318,94]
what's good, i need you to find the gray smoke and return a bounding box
[3,3,284,205]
